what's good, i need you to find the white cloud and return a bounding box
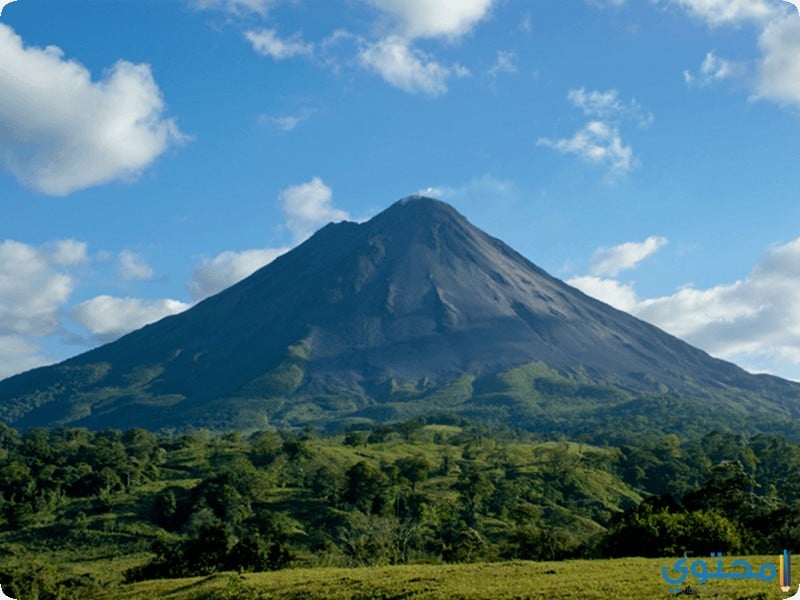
[0,24,184,196]
[590,236,668,277]
[245,29,313,60]
[71,296,190,343]
[684,51,740,86]
[358,36,453,96]
[357,0,491,95]
[567,87,653,127]
[192,0,273,16]
[235,2,490,97]
[50,239,89,266]
[538,121,635,174]
[281,177,350,240]
[756,16,800,106]
[366,0,495,39]
[701,51,734,80]
[568,276,639,313]
[416,186,445,198]
[0,239,80,337]
[188,178,350,301]
[0,238,91,379]
[257,110,312,132]
[573,237,800,379]
[568,88,624,118]
[0,334,45,380]
[260,115,302,131]
[539,88,650,176]
[189,247,289,301]
[668,0,800,110]
[118,250,154,281]
[636,281,757,341]
[670,0,783,25]
[488,50,517,78]
[0,0,17,17]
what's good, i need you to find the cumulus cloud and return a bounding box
[571,237,800,379]
[50,239,89,266]
[356,1,490,95]
[0,239,82,337]
[539,88,650,176]
[670,0,783,26]
[280,177,350,240]
[567,276,639,313]
[569,88,623,117]
[233,1,489,97]
[593,0,798,110]
[567,87,653,127]
[684,51,739,85]
[71,296,190,343]
[756,16,800,106]
[669,0,800,109]
[0,238,92,378]
[244,28,313,60]
[538,121,635,174]
[188,177,350,301]
[0,24,184,196]
[590,236,668,277]
[358,36,454,96]
[366,0,495,38]
[0,334,45,380]
[189,247,289,301]
[118,250,154,281]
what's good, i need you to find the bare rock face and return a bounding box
[2,196,799,432]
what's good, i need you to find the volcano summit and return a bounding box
[1,197,799,435]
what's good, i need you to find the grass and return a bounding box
[88,556,794,599]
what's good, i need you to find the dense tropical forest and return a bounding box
[1,419,800,599]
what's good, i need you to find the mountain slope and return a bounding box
[1,196,799,433]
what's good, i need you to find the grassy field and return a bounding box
[89,557,793,600]
[4,425,800,599]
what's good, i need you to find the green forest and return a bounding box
[1,419,800,599]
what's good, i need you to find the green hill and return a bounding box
[2,421,800,598]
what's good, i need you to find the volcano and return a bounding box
[1,196,799,435]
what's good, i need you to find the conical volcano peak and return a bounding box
[396,193,446,206]
[381,195,464,222]
[2,195,800,433]
[367,196,476,245]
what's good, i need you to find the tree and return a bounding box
[453,465,494,527]
[343,461,390,514]
[393,456,431,491]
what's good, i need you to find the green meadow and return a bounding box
[94,558,794,600]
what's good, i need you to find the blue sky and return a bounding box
[1,0,800,381]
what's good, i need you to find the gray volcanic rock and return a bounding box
[1,196,799,433]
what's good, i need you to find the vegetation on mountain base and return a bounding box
[1,420,800,598]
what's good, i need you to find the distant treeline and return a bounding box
[1,419,800,598]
